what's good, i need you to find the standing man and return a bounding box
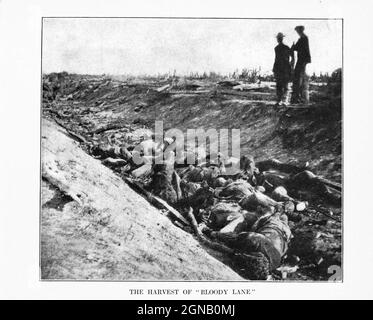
[273,32,293,106]
[291,25,311,104]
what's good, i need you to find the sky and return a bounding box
[42,18,342,76]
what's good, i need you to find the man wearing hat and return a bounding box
[273,32,294,106]
[291,25,311,103]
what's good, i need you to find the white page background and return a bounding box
[0,0,372,299]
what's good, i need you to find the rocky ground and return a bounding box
[41,72,342,281]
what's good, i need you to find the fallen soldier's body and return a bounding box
[255,159,341,205]
[203,210,292,278]
[256,159,307,174]
[150,151,180,204]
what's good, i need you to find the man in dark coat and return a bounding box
[273,32,294,106]
[291,25,311,103]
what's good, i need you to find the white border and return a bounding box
[1,0,372,299]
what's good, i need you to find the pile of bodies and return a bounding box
[90,135,342,280]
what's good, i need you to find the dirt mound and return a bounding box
[41,119,242,280]
[43,72,341,182]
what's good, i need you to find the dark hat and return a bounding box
[295,25,305,32]
[276,32,285,39]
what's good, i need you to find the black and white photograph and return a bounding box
[3,0,373,302]
[40,18,342,281]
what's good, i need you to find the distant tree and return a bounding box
[239,68,260,83]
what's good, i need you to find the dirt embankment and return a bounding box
[43,73,341,182]
[41,119,242,280]
[42,73,342,280]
